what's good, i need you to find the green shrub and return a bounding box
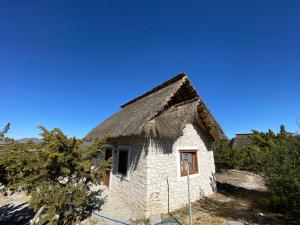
[0,126,110,224]
[260,194,289,213]
[213,140,234,171]
[214,125,300,219]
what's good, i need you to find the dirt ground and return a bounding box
[0,171,291,225]
[159,186,283,225]
[135,170,285,225]
[0,191,32,225]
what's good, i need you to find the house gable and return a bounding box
[86,73,226,141]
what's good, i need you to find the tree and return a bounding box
[0,123,11,185]
[213,140,234,171]
[213,125,300,219]
[213,139,262,172]
[250,125,300,216]
[0,123,10,143]
[0,126,110,224]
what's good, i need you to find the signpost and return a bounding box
[183,153,193,225]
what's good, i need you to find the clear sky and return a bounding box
[1,0,300,139]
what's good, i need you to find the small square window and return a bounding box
[180,151,198,177]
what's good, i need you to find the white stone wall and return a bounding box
[107,124,216,218]
[145,124,216,217]
[109,138,149,218]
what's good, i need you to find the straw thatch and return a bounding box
[86,73,226,140]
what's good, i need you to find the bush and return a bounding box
[213,140,234,171]
[214,125,300,219]
[0,126,110,224]
[260,194,289,213]
[213,140,263,172]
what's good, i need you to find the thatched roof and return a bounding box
[86,73,226,140]
[231,134,253,149]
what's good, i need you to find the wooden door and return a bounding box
[103,148,112,187]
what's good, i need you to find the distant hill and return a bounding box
[15,138,41,143]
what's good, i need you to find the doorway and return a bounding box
[103,148,112,187]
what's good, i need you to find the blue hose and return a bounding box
[67,202,130,225]
[92,211,130,225]
[155,221,180,224]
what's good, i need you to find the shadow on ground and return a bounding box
[0,203,34,225]
[162,182,290,225]
[199,182,283,225]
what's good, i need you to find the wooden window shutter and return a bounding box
[180,150,198,177]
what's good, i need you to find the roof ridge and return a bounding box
[120,73,187,108]
[145,78,198,122]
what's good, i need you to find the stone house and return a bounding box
[85,73,226,218]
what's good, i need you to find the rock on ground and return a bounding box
[216,169,267,192]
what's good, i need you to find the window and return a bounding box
[180,151,198,177]
[118,149,129,176]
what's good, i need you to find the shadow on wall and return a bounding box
[109,137,163,173]
[110,123,213,174]
[0,203,34,225]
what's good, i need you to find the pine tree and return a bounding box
[213,140,234,171]
[0,126,110,224]
[213,125,300,220]
[251,125,300,217]
[0,123,11,185]
[0,123,10,143]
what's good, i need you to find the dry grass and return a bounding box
[161,187,285,225]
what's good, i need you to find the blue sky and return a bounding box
[1,0,300,139]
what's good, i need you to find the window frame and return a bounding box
[179,150,199,177]
[176,146,200,180]
[116,146,131,179]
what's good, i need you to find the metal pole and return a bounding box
[186,162,193,225]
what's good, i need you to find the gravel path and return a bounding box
[82,185,141,225]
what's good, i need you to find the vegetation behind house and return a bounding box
[213,125,300,220]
